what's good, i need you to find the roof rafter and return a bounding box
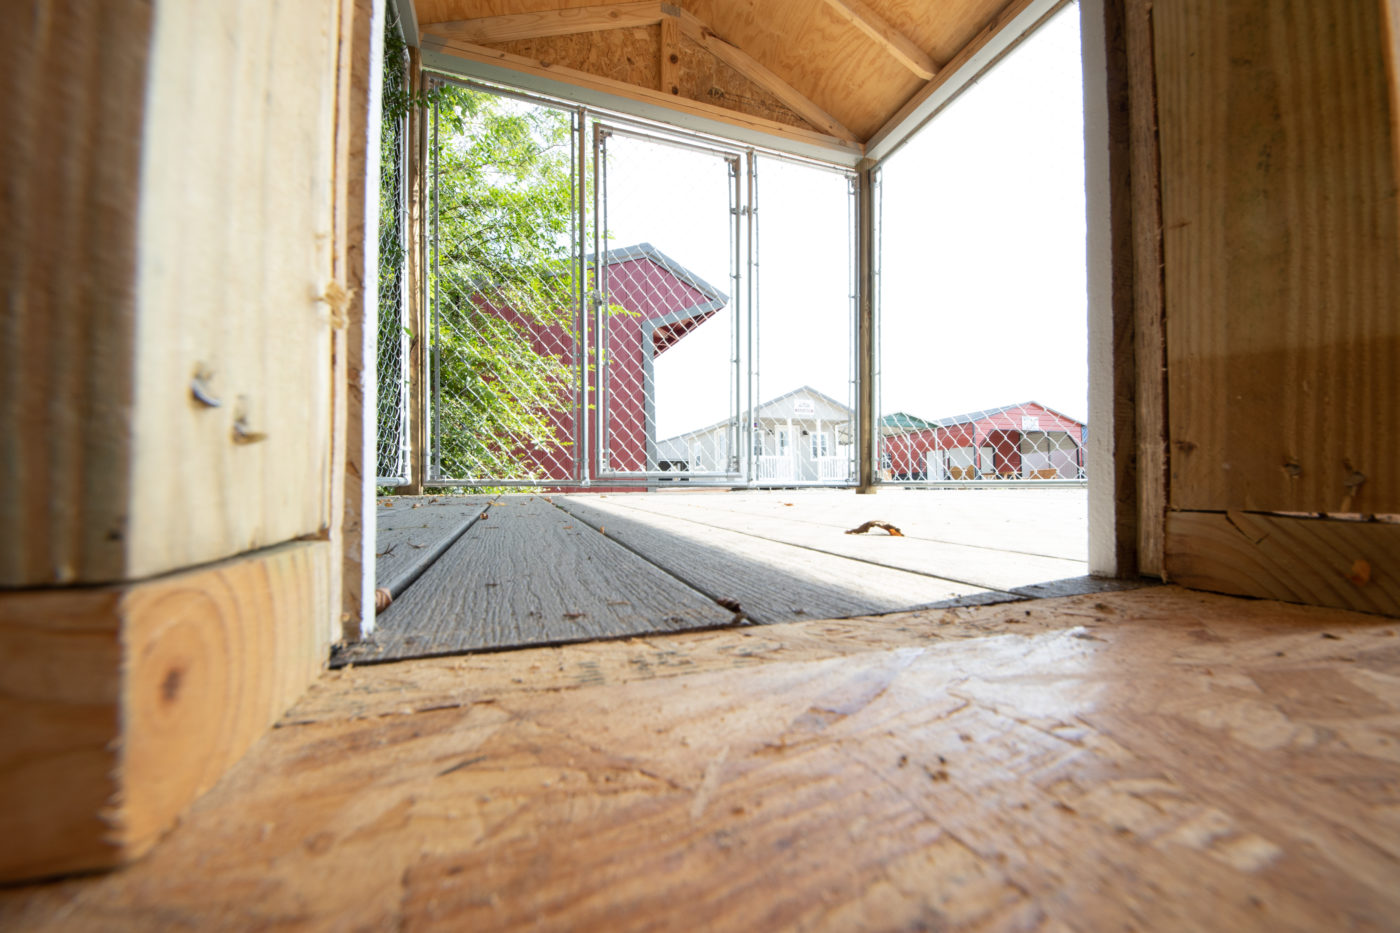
[418,31,864,161]
[819,0,939,81]
[426,1,664,46]
[662,3,858,142]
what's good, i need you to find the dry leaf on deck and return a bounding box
[845,520,903,537]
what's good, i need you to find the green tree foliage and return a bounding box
[378,18,585,484]
[427,85,579,481]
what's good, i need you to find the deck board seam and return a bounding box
[382,496,498,598]
[568,496,1025,598]
[548,497,748,624]
[626,494,1088,562]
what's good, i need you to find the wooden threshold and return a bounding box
[3,586,1396,929]
[0,539,332,883]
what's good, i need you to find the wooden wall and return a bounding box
[1151,0,1400,613]
[0,0,372,882]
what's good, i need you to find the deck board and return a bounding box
[635,488,1090,560]
[346,496,733,663]
[374,496,493,596]
[580,492,1089,592]
[556,496,994,624]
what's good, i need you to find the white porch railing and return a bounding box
[755,455,848,482]
[756,455,793,481]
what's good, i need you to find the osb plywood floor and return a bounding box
[5,586,1400,931]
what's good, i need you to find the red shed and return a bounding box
[879,402,1086,481]
[507,242,728,485]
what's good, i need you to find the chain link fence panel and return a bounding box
[427,83,584,485]
[595,127,741,482]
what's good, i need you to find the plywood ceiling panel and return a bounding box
[869,0,1015,64]
[415,0,1032,143]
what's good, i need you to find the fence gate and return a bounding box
[426,81,587,486]
[592,124,744,484]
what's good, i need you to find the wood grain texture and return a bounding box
[602,489,1089,560]
[0,540,332,883]
[1165,510,1400,616]
[339,496,732,663]
[428,1,662,44]
[0,1,152,585]
[419,32,862,157]
[1156,0,1400,513]
[1092,0,1139,580]
[659,11,680,94]
[415,0,1009,140]
[674,31,810,130]
[1127,0,1167,577]
[819,0,939,80]
[0,590,123,881]
[1388,0,1400,211]
[375,497,493,596]
[685,0,917,141]
[124,0,343,579]
[495,26,660,91]
[588,491,1089,590]
[556,496,992,623]
[866,0,1048,152]
[668,5,858,141]
[5,587,1399,929]
[328,0,355,643]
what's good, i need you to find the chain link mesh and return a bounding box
[375,5,409,485]
[598,130,739,481]
[428,84,582,484]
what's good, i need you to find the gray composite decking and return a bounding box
[374,496,494,596]
[339,496,734,665]
[343,487,1108,666]
[555,496,989,623]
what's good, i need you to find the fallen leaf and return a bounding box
[845,520,903,536]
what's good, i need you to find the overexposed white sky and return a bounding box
[878,2,1086,424]
[591,1,1086,439]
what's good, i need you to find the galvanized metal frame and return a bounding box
[425,77,588,487]
[590,120,747,483]
[745,152,859,488]
[375,4,412,487]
